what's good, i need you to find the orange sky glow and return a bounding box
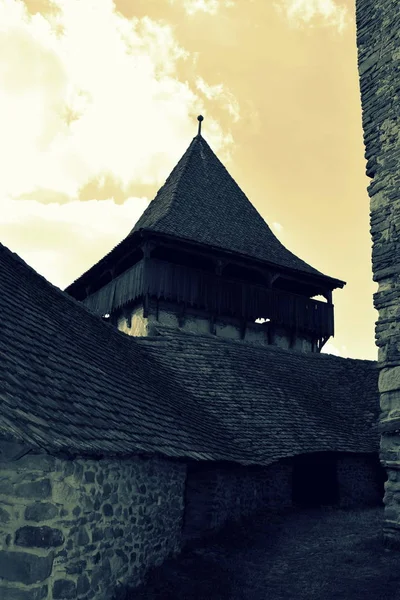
[0,0,376,359]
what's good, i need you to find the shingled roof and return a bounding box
[0,243,377,465]
[136,327,379,462]
[0,244,237,460]
[65,133,345,296]
[131,135,342,283]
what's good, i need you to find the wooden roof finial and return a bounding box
[197,115,204,136]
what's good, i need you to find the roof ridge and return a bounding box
[131,136,199,236]
[0,242,138,340]
[162,136,199,228]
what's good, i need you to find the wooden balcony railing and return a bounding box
[83,258,334,338]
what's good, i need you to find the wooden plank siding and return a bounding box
[82,259,334,338]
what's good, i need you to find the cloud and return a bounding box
[169,0,235,16]
[0,196,150,289]
[0,0,237,204]
[0,0,242,297]
[274,0,348,32]
[196,77,240,122]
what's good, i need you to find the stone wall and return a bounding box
[182,460,293,541]
[337,453,385,508]
[117,301,315,352]
[0,442,186,600]
[356,0,400,541]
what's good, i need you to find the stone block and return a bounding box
[24,503,58,522]
[52,481,76,504]
[76,574,90,595]
[0,550,54,584]
[379,366,400,392]
[0,479,14,495]
[102,503,113,517]
[12,455,56,472]
[52,579,77,599]
[102,483,112,499]
[82,496,94,512]
[15,479,52,500]
[15,526,64,548]
[0,505,11,523]
[76,527,90,546]
[0,584,48,600]
[115,549,129,564]
[73,463,83,482]
[65,560,86,575]
[84,471,95,484]
[91,528,103,542]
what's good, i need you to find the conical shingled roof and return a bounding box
[129,134,340,283]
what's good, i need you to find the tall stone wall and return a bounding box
[356,0,400,543]
[0,442,186,600]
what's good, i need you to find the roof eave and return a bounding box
[65,226,346,298]
[139,229,346,291]
[64,230,144,297]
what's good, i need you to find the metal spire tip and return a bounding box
[197,115,204,136]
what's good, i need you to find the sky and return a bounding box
[0,0,377,360]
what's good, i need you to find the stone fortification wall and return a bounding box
[117,301,314,352]
[0,443,186,600]
[182,461,293,541]
[356,0,400,543]
[0,438,384,598]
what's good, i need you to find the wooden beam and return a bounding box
[215,258,228,276]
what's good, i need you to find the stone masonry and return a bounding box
[356,0,400,544]
[117,300,315,352]
[0,442,186,600]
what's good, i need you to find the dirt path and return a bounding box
[119,507,400,600]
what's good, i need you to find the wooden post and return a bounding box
[142,241,156,319]
[215,258,228,276]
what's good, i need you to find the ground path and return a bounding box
[119,507,400,600]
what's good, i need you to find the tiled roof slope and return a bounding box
[0,243,377,464]
[0,244,234,461]
[136,327,380,463]
[129,135,343,285]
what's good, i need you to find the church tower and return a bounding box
[66,117,344,352]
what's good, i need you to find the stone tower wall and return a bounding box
[356,0,400,544]
[116,300,315,352]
